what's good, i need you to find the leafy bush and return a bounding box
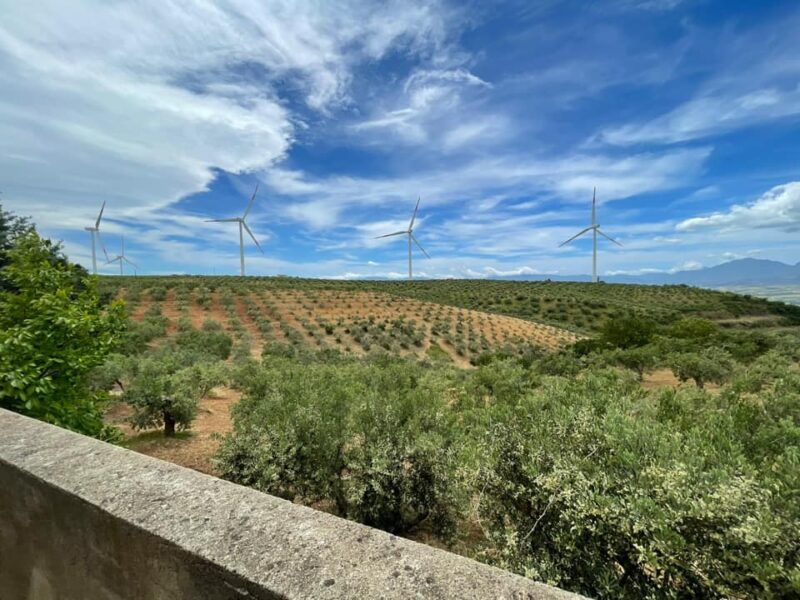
[668,348,734,389]
[0,233,125,438]
[667,317,718,340]
[216,357,463,537]
[477,371,798,599]
[117,319,165,354]
[89,353,130,391]
[149,286,167,301]
[610,345,658,380]
[599,316,656,349]
[174,328,232,360]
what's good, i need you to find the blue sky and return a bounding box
[1,0,799,278]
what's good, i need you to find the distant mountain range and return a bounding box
[492,258,800,287]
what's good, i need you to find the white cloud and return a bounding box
[0,0,457,230]
[676,182,800,233]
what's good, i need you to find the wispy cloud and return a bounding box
[0,0,459,227]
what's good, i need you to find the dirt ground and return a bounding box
[642,368,721,392]
[106,387,238,475]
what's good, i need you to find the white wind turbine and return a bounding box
[106,236,137,276]
[206,184,263,276]
[84,201,106,275]
[374,197,430,280]
[559,187,622,283]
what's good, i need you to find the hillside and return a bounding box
[103,276,800,338]
[116,281,580,366]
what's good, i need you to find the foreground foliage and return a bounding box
[0,233,125,437]
[217,339,800,599]
[218,356,462,536]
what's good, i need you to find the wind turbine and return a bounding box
[559,187,622,283]
[206,184,263,276]
[84,201,106,275]
[374,197,430,280]
[106,236,137,276]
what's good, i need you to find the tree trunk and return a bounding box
[164,411,176,436]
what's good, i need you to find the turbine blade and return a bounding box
[243,183,259,219]
[242,221,264,253]
[95,201,106,229]
[409,197,420,230]
[558,226,594,247]
[374,231,407,239]
[123,256,138,268]
[97,231,110,261]
[206,218,240,223]
[597,228,622,246]
[411,233,430,258]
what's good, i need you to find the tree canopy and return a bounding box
[0,230,125,437]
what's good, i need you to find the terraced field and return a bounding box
[119,284,580,366]
[106,276,800,339]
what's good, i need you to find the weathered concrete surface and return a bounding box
[0,409,585,599]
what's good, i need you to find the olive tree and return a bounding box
[668,348,734,389]
[611,345,658,381]
[125,357,226,436]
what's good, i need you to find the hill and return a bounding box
[116,280,580,366]
[102,276,800,340]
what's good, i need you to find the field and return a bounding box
[719,284,800,307]
[115,280,583,366]
[104,275,800,337]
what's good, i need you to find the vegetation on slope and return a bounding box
[101,275,800,336]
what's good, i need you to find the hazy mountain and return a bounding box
[491,259,800,286]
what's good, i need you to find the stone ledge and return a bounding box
[0,408,585,599]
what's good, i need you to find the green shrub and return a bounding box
[174,328,232,360]
[477,372,798,599]
[216,357,463,537]
[149,286,167,301]
[0,233,125,438]
[668,348,734,389]
[667,317,718,340]
[599,316,656,349]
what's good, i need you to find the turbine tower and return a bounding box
[559,187,622,283]
[106,236,137,276]
[206,184,263,276]
[374,197,430,280]
[84,201,106,275]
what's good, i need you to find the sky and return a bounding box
[1,0,799,279]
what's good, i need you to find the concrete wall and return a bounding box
[0,409,584,599]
